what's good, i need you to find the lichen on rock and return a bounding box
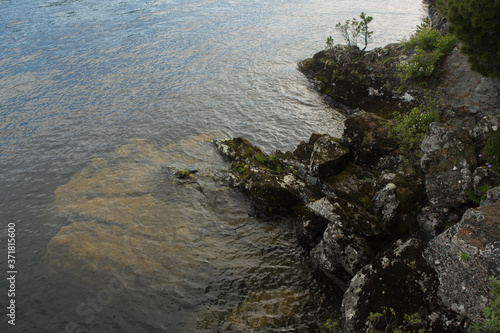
[423,203,500,323]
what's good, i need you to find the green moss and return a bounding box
[174,169,193,178]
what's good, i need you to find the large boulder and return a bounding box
[308,196,386,290]
[310,223,374,290]
[418,122,478,240]
[215,137,304,215]
[308,196,386,237]
[309,135,350,178]
[423,203,500,323]
[342,238,464,332]
[298,43,419,115]
[320,162,378,209]
[369,183,400,228]
[342,111,398,167]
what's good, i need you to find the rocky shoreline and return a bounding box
[214,4,500,332]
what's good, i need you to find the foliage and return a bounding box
[483,131,500,172]
[335,12,373,51]
[437,0,500,78]
[389,91,440,153]
[324,318,341,333]
[466,184,492,206]
[253,152,283,172]
[325,36,335,53]
[475,277,500,332]
[367,307,425,333]
[398,18,457,87]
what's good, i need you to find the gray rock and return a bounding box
[427,0,448,35]
[420,122,477,207]
[423,203,500,322]
[342,238,462,332]
[308,196,386,237]
[472,166,500,198]
[309,135,350,178]
[310,223,373,289]
[369,183,400,228]
[417,205,461,242]
[419,122,477,239]
[470,114,500,142]
[482,186,500,206]
[439,48,500,123]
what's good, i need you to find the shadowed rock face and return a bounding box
[342,238,463,332]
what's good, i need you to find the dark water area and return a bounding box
[0,0,425,331]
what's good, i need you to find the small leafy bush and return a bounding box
[466,184,493,206]
[389,92,440,153]
[335,12,373,51]
[475,277,500,332]
[398,18,457,87]
[367,307,425,333]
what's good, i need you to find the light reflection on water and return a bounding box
[0,0,425,331]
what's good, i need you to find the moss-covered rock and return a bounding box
[308,196,386,237]
[299,44,420,115]
[342,111,398,168]
[342,238,464,332]
[215,137,304,215]
[321,162,378,209]
[309,135,351,178]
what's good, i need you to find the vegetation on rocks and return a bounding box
[216,3,500,332]
[334,12,374,51]
[389,91,440,153]
[398,17,457,87]
[436,0,500,78]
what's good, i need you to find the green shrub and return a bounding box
[389,92,440,153]
[398,49,441,83]
[466,184,493,206]
[367,307,425,333]
[475,277,500,332]
[398,19,457,87]
[438,0,500,78]
[403,24,441,51]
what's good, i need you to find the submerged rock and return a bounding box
[223,287,305,331]
[423,203,500,323]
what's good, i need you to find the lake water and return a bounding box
[0,0,425,332]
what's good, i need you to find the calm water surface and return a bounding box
[0,0,425,331]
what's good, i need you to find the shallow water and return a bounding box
[0,0,425,331]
